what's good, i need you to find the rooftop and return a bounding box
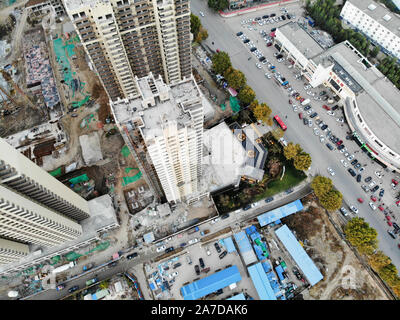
[257,199,304,227]
[277,22,325,59]
[275,224,323,286]
[314,41,400,153]
[345,0,400,36]
[63,0,106,11]
[247,262,277,300]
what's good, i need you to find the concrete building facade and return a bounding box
[0,239,29,265]
[274,22,400,173]
[340,0,400,60]
[111,73,205,204]
[64,0,191,102]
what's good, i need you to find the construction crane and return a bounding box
[1,69,37,110]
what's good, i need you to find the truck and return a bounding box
[52,261,76,274]
[188,226,199,235]
[281,81,289,86]
[85,277,99,287]
[200,229,210,236]
[83,263,95,272]
[301,98,311,106]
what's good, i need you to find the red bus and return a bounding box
[273,115,287,131]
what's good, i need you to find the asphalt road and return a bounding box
[191,0,400,271]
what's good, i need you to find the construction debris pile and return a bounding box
[23,30,60,109]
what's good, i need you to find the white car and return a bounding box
[337,118,344,123]
[327,167,335,176]
[375,171,382,178]
[350,206,359,214]
[368,181,376,188]
[199,11,204,17]
[320,136,325,143]
[340,159,349,167]
[293,106,298,112]
[314,128,320,136]
[344,152,350,157]
[306,90,312,95]
[205,246,211,256]
[347,155,354,161]
[369,202,377,210]
[327,111,335,116]
[256,63,262,69]
[265,73,272,79]
[156,245,166,253]
[188,238,199,245]
[339,148,346,153]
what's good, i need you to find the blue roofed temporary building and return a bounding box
[275,224,323,286]
[222,236,236,253]
[275,265,285,283]
[234,231,257,265]
[143,231,155,243]
[247,263,277,300]
[262,261,271,273]
[257,199,304,227]
[226,293,246,300]
[180,266,242,300]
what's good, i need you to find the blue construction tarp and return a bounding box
[275,265,285,282]
[253,244,265,261]
[248,263,277,300]
[234,231,257,265]
[275,225,323,286]
[257,199,304,227]
[180,266,242,300]
[223,236,236,253]
[262,261,271,273]
[245,225,257,236]
[226,293,246,300]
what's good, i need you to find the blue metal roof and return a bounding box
[234,231,257,265]
[180,266,242,300]
[226,293,246,300]
[257,200,304,227]
[223,236,236,253]
[275,225,323,286]
[247,263,277,300]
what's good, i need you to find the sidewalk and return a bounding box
[219,0,299,18]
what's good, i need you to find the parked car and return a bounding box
[243,204,251,211]
[219,251,228,259]
[371,185,380,193]
[379,189,385,197]
[348,168,356,177]
[165,246,174,253]
[356,174,362,182]
[194,265,200,275]
[340,207,348,217]
[265,197,274,203]
[365,176,372,183]
[350,206,359,214]
[68,285,79,293]
[199,258,205,269]
[156,245,166,253]
[56,284,66,291]
[127,252,138,260]
[214,242,222,253]
[369,202,377,210]
[221,213,230,219]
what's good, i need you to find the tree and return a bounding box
[319,189,342,211]
[208,0,229,11]
[271,128,284,140]
[283,142,302,160]
[253,102,272,124]
[293,152,312,171]
[190,13,201,39]
[370,45,380,58]
[379,263,399,286]
[368,251,391,272]
[224,68,246,90]
[211,51,231,75]
[237,85,255,106]
[267,158,281,178]
[195,27,208,43]
[311,176,333,198]
[344,217,378,254]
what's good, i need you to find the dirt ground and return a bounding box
[283,194,390,300]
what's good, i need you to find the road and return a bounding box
[191,0,400,271]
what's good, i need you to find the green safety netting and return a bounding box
[72,95,90,108]
[69,174,89,184]
[122,171,142,187]
[49,167,62,177]
[220,103,226,111]
[50,255,61,265]
[64,251,82,261]
[121,145,131,157]
[84,241,110,255]
[230,96,240,113]
[125,167,138,174]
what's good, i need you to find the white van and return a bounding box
[301,98,310,106]
[186,255,192,265]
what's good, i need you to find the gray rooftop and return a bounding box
[345,0,400,37]
[316,41,400,153]
[277,22,325,59]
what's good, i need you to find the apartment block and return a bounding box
[340,0,400,59]
[0,138,90,222]
[111,73,204,204]
[26,0,66,18]
[64,0,191,102]
[0,239,29,265]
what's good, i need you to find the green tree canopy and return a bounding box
[195,27,208,43]
[319,188,342,211]
[368,251,392,271]
[190,13,201,39]
[253,101,272,124]
[208,0,229,11]
[211,51,232,75]
[224,68,246,90]
[311,175,333,198]
[271,128,285,140]
[283,142,303,160]
[293,152,312,171]
[237,85,255,106]
[345,217,378,254]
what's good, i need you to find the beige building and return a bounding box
[111,73,208,204]
[64,0,191,101]
[0,239,29,265]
